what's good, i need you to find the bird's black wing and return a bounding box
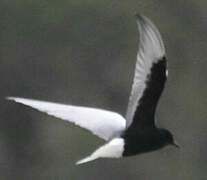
[125,14,167,131]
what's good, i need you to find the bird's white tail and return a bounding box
[76,138,124,165]
[76,155,97,165]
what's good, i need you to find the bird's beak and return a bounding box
[172,140,180,148]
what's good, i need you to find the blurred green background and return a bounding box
[0,0,207,179]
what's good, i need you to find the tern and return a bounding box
[7,14,179,165]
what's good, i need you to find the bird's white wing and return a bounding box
[125,14,166,128]
[7,97,126,141]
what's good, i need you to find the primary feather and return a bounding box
[7,97,126,141]
[125,14,166,128]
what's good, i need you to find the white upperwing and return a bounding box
[125,14,166,128]
[7,97,126,141]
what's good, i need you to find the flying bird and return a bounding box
[7,14,179,165]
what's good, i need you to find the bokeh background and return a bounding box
[0,0,207,179]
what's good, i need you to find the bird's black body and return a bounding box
[122,57,175,156]
[122,128,173,156]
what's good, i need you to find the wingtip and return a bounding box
[135,13,147,23]
[6,96,24,104]
[75,158,89,165]
[75,160,84,165]
[135,13,165,58]
[134,13,151,31]
[6,96,14,101]
[134,13,143,20]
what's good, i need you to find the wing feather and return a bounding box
[7,97,126,140]
[125,14,166,128]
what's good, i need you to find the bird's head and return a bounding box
[159,129,179,148]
